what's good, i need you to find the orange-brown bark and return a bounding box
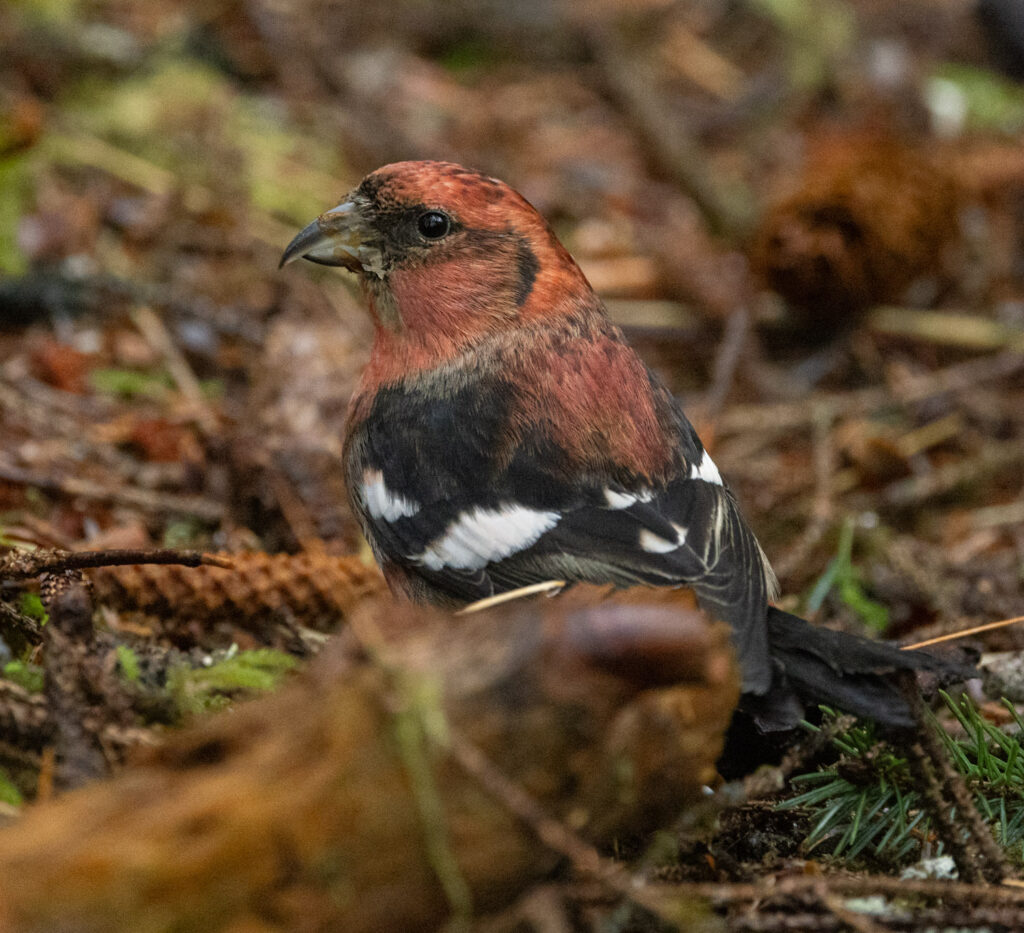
[0,587,738,932]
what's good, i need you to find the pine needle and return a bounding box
[902,614,1024,651]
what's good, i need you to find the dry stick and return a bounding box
[0,547,231,581]
[700,304,752,433]
[266,470,328,555]
[736,888,1024,929]
[40,571,107,790]
[1,511,74,550]
[0,379,180,492]
[0,601,43,645]
[0,380,189,497]
[0,381,107,440]
[447,728,685,929]
[667,874,1024,933]
[481,886,576,933]
[42,130,299,252]
[718,350,1024,435]
[741,713,857,803]
[819,891,888,933]
[660,21,744,101]
[584,24,751,239]
[882,437,1024,507]
[670,713,860,911]
[726,905,1024,933]
[130,305,219,436]
[972,498,1024,530]
[0,458,225,522]
[771,402,835,584]
[729,914,843,933]
[897,673,1012,885]
[902,614,1024,651]
[868,306,1024,353]
[348,604,688,931]
[681,873,1024,905]
[457,580,567,615]
[674,712,858,844]
[900,732,987,885]
[452,681,856,927]
[1,365,118,420]
[447,731,628,889]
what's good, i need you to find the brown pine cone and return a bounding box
[751,132,960,330]
[90,551,387,646]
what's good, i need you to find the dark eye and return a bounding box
[417,210,451,239]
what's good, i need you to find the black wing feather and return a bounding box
[346,363,774,693]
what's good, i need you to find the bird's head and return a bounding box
[281,161,596,366]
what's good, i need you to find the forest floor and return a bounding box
[3,0,1024,929]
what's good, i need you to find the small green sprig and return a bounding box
[779,694,1024,867]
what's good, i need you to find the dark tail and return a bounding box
[747,607,974,732]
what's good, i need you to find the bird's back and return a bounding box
[344,312,777,694]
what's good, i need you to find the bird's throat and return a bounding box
[364,279,403,332]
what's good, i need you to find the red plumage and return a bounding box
[281,160,968,732]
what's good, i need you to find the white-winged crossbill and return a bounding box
[282,160,963,730]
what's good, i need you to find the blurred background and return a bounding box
[2,0,1024,645]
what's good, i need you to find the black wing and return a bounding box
[347,373,777,693]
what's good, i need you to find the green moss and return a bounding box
[3,660,44,693]
[752,0,855,91]
[167,648,299,716]
[389,668,471,922]
[89,367,173,400]
[8,0,80,26]
[115,644,141,683]
[931,63,1024,133]
[227,96,349,224]
[0,154,32,275]
[0,768,23,808]
[59,60,232,165]
[52,58,347,221]
[18,592,47,624]
[160,518,208,549]
[200,378,225,399]
[437,38,499,75]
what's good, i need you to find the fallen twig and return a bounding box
[896,674,1012,885]
[585,22,753,239]
[1,547,231,581]
[882,438,1024,507]
[868,306,1024,352]
[0,602,43,646]
[130,305,219,436]
[718,350,1024,435]
[902,613,1024,652]
[771,402,835,584]
[40,572,108,790]
[700,304,752,433]
[0,459,226,522]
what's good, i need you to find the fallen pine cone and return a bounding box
[751,131,960,331]
[90,551,387,645]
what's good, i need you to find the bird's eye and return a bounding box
[417,211,451,239]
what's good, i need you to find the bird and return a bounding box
[281,160,965,731]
